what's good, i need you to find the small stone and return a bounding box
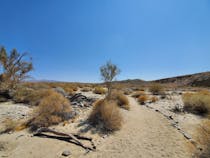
[168,115,173,120]
[62,150,71,157]
[183,133,192,139]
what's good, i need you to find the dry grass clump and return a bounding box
[0,118,17,134]
[81,87,92,92]
[63,87,75,95]
[89,99,122,132]
[149,83,164,95]
[110,91,130,110]
[182,91,210,117]
[138,95,149,105]
[28,90,72,131]
[150,96,159,103]
[22,82,50,90]
[13,87,49,106]
[123,89,133,95]
[131,91,146,98]
[93,87,107,94]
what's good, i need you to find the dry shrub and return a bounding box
[13,87,49,106]
[149,83,164,95]
[89,99,122,132]
[15,123,27,131]
[81,87,92,92]
[22,82,50,90]
[0,118,17,133]
[123,89,133,95]
[110,91,130,110]
[182,92,210,117]
[138,95,149,105]
[93,87,107,94]
[150,96,159,103]
[63,87,75,95]
[131,91,145,98]
[28,90,72,131]
[124,90,131,95]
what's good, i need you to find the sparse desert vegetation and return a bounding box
[182,91,210,117]
[149,83,164,95]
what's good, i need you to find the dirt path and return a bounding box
[83,97,192,158]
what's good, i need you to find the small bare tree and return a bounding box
[100,61,120,98]
[0,47,33,91]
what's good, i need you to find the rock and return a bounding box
[168,115,173,120]
[183,133,192,139]
[62,150,71,157]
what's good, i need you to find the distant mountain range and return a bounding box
[114,71,210,87]
[29,71,210,87]
[153,71,210,87]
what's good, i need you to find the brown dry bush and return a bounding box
[110,91,130,110]
[81,87,92,92]
[138,95,149,105]
[0,118,17,133]
[123,89,133,95]
[182,91,210,117]
[28,90,72,131]
[150,96,159,103]
[149,83,164,95]
[13,87,49,106]
[131,91,146,98]
[89,99,122,132]
[63,87,75,95]
[93,87,107,94]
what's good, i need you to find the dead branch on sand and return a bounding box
[33,127,96,152]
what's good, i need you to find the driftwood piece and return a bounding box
[34,127,96,151]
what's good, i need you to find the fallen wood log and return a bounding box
[34,127,96,151]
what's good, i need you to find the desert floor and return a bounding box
[0,91,207,158]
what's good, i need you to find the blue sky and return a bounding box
[0,0,210,82]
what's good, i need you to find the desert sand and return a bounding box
[0,91,200,158]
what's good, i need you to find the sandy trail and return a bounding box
[82,97,192,158]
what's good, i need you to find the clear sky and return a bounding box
[0,0,210,82]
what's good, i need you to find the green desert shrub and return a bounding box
[89,99,122,132]
[182,91,210,117]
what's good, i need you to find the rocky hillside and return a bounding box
[154,71,210,87]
